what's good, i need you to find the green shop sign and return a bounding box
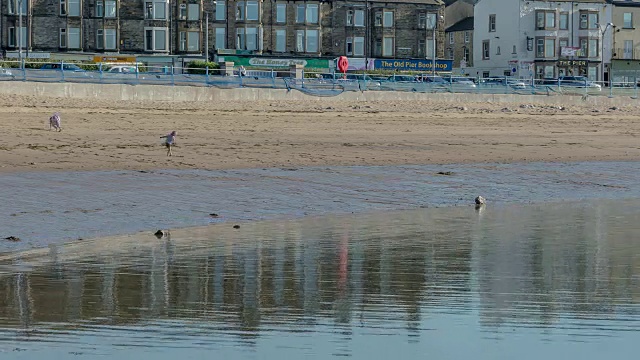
[221,56,330,69]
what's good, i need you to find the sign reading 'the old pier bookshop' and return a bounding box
[374,59,453,71]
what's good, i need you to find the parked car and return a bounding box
[0,66,15,79]
[559,76,601,90]
[481,77,528,89]
[386,75,418,82]
[446,76,477,88]
[40,63,92,78]
[107,65,138,73]
[541,76,601,90]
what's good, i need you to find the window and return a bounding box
[60,0,67,15]
[146,1,167,20]
[105,29,116,49]
[8,0,28,14]
[307,29,318,52]
[97,29,104,48]
[578,38,599,57]
[354,10,364,26]
[215,27,226,49]
[512,45,516,54]
[276,29,286,52]
[418,39,426,57]
[180,31,186,50]
[276,3,286,23]
[449,32,454,45]
[463,47,470,62]
[496,46,501,55]
[216,0,226,21]
[236,1,257,20]
[559,12,568,30]
[559,38,568,55]
[179,4,187,19]
[347,10,353,26]
[68,27,80,49]
[624,12,633,29]
[383,36,394,57]
[188,4,200,20]
[246,27,258,50]
[536,38,544,57]
[179,31,199,51]
[536,11,555,30]
[294,29,317,52]
[589,38,598,57]
[68,0,80,16]
[188,31,199,51]
[236,27,258,50]
[537,37,555,58]
[624,40,633,59]
[545,38,555,57]
[448,48,454,59]
[297,4,318,24]
[307,4,318,24]
[489,14,496,32]
[375,39,382,56]
[375,12,382,27]
[96,0,104,17]
[580,11,598,29]
[482,40,490,59]
[426,39,434,58]
[8,27,26,47]
[418,13,426,29]
[483,71,490,78]
[145,27,168,51]
[383,11,393,27]
[464,31,470,43]
[60,28,66,48]
[346,37,353,55]
[354,36,364,56]
[104,0,116,17]
[246,1,258,20]
[236,2,245,20]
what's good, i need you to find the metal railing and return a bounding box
[0,60,638,98]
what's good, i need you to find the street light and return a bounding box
[597,22,613,86]
[18,0,24,63]
[426,13,443,76]
[204,11,209,61]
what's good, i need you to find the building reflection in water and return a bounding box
[0,201,639,348]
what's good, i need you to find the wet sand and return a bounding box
[1,94,640,173]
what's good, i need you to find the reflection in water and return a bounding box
[0,200,639,358]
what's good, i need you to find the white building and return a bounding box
[472,0,613,82]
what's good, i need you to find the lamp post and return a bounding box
[426,12,443,76]
[597,22,613,86]
[18,0,23,63]
[204,11,209,61]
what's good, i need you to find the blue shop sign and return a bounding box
[374,59,453,71]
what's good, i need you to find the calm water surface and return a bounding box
[0,200,638,359]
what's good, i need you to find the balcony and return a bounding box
[613,48,640,60]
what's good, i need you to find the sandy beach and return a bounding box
[0,93,639,173]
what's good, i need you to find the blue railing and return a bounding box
[1,60,638,98]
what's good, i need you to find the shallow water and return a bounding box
[0,200,639,359]
[2,161,640,252]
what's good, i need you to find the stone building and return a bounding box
[609,0,640,84]
[445,15,472,70]
[1,0,445,69]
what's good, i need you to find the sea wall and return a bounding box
[1,80,637,106]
